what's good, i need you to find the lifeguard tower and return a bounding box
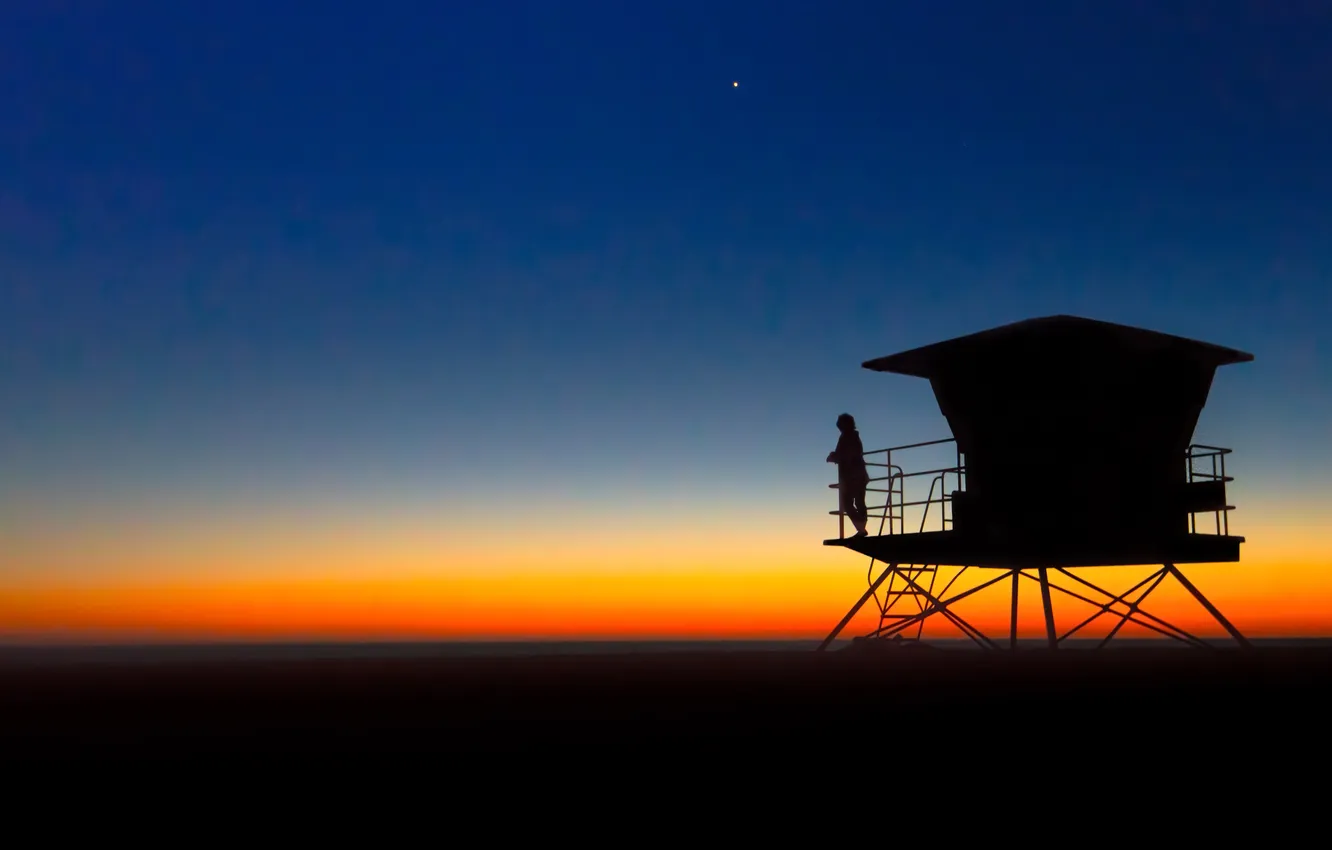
[819,315,1253,651]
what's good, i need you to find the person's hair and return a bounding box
[837,413,855,431]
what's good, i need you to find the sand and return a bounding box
[4,645,1328,765]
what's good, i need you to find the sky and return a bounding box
[2,0,1331,642]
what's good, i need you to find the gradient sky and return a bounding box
[3,1,1331,642]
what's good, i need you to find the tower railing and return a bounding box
[830,437,964,539]
[830,440,1237,540]
[1186,444,1235,536]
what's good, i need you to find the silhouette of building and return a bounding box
[820,315,1252,650]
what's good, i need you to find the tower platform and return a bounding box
[824,530,1243,568]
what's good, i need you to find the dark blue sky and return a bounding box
[3,1,1330,537]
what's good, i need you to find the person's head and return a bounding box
[837,413,856,433]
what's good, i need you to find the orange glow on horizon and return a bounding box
[3,555,1330,643]
[3,510,1329,644]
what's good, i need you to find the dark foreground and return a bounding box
[4,646,1329,765]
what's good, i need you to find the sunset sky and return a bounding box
[3,1,1330,643]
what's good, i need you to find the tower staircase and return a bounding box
[828,439,963,647]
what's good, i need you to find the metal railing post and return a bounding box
[838,485,844,539]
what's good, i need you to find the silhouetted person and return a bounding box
[827,413,870,537]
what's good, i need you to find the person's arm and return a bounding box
[829,433,848,464]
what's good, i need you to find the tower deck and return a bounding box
[823,529,1243,568]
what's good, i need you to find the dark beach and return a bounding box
[4,641,1329,765]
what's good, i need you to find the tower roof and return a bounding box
[862,315,1254,379]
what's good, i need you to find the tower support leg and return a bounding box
[1038,567,1057,649]
[822,560,1249,651]
[1165,563,1252,650]
[1009,568,1020,649]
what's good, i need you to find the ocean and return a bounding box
[1,637,1328,666]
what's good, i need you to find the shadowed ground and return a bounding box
[4,646,1328,765]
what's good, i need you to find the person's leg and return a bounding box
[842,481,867,535]
[853,483,869,534]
